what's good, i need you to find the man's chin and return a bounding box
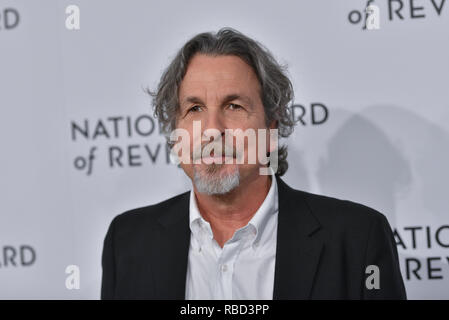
[193,164,240,195]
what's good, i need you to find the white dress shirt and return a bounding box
[185,170,279,300]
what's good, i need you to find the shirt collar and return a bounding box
[189,167,279,249]
[247,167,278,247]
[189,188,213,240]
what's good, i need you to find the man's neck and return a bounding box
[193,172,272,248]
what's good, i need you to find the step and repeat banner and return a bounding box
[0,0,448,299]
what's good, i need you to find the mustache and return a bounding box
[191,142,241,161]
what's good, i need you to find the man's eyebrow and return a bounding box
[180,94,254,108]
[222,94,253,106]
[182,96,204,106]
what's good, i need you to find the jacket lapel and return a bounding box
[152,191,191,299]
[273,175,324,299]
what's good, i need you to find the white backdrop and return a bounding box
[0,0,448,299]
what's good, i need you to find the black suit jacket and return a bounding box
[101,175,406,299]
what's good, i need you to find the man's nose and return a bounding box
[203,108,226,138]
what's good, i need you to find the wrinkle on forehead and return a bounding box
[182,54,259,83]
[184,68,256,83]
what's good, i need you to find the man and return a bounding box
[101,28,406,300]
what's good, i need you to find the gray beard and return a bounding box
[193,164,240,195]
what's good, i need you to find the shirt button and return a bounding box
[221,264,228,272]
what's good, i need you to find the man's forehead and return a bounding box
[182,54,257,82]
[183,68,256,83]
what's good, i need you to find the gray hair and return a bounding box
[147,27,296,176]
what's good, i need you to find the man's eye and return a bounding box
[188,105,203,113]
[228,103,243,110]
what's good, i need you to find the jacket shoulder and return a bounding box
[293,188,390,233]
[110,190,190,232]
